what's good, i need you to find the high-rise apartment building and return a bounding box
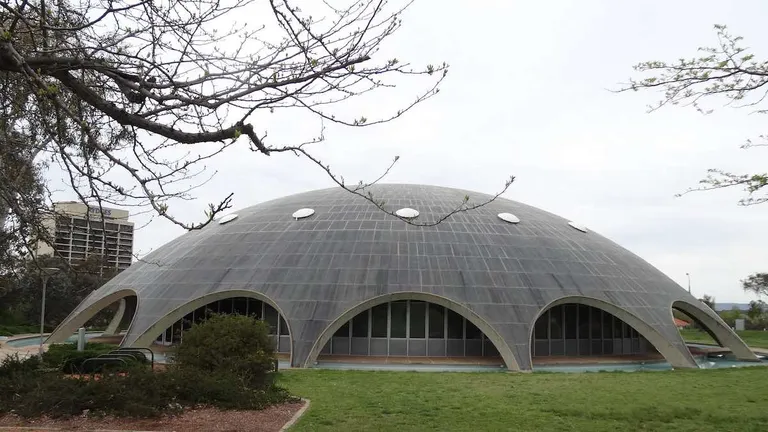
[35,202,134,271]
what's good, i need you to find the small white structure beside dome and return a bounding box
[218,214,238,225]
[292,208,315,220]
[497,212,520,224]
[568,221,588,233]
[395,208,419,219]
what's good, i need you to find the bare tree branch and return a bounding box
[0,0,454,230]
[617,24,767,206]
[0,0,513,277]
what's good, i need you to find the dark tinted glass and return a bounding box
[233,297,247,315]
[264,304,278,334]
[247,299,262,319]
[550,306,563,339]
[428,303,445,338]
[279,316,289,335]
[220,298,234,314]
[447,309,463,339]
[613,315,623,338]
[578,305,590,339]
[565,305,577,339]
[409,301,426,338]
[334,321,349,337]
[390,301,407,338]
[534,310,549,339]
[352,310,369,337]
[465,319,481,340]
[371,303,388,337]
[603,312,613,338]
[590,307,602,339]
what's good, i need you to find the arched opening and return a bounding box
[306,292,520,370]
[531,303,656,362]
[129,291,293,365]
[672,300,759,362]
[672,306,721,346]
[77,295,139,345]
[151,296,290,357]
[102,296,138,335]
[320,300,499,358]
[528,296,698,369]
[46,289,138,345]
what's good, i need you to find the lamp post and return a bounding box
[686,272,691,295]
[39,267,61,357]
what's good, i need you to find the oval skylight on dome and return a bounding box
[292,208,315,220]
[218,213,238,225]
[497,212,520,224]
[568,221,588,233]
[395,207,419,219]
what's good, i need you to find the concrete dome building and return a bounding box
[48,184,758,370]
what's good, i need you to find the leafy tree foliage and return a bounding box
[742,272,768,297]
[621,25,767,205]
[717,307,742,327]
[700,294,716,311]
[747,300,765,321]
[0,122,48,268]
[0,254,118,327]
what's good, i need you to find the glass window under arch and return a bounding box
[428,304,445,338]
[578,305,590,339]
[447,309,463,339]
[409,301,426,338]
[549,306,563,339]
[390,301,407,338]
[465,319,482,340]
[371,304,388,337]
[564,305,577,339]
[352,310,369,338]
[534,310,549,339]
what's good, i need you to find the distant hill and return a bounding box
[716,303,750,312]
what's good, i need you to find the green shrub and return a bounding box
[173,313,277,386]
[0,364,297,418]
[148,367,296,412]
[0,314,296,419]
[0,353,43,378]
[42,342,131,373]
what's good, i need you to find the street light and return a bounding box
[686,272,691,295]
[39,267,61,357]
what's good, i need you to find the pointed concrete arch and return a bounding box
[528,295,699,370]
[47,289,139,345]
[103,296,137,336]
[672,300,759,361]
[304,291,521,371]
[129,290,294,365]
[103,299,127,336]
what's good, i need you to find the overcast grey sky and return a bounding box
[49,0,768,303]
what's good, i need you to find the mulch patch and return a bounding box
[0,402,305,432]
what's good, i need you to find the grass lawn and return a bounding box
[679,328,768,349]
[279,368,768,431]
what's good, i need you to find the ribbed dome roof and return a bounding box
[52,184,737,370]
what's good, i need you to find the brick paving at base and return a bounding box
[0,403,306,432]
[317,353,670,366]
[318,354,505,365]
